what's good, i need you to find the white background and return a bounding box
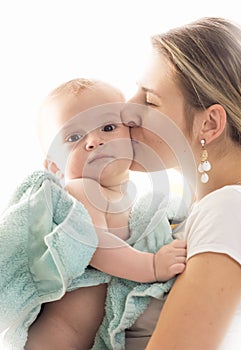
[0,0,240,212]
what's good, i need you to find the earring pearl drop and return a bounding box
[198,139,211,183]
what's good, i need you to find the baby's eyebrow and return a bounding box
[61,123,84,133]
[99,112,122,121]
[60,124,86,140]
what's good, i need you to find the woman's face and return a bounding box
[122,52,194,173]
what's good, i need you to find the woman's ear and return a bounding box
[200,104,227,144]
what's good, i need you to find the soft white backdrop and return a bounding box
[0,0,240,212]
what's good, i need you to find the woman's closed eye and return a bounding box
[145,100,157,107]
[145,92,160,107]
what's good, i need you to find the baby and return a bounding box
[25,78,186,349]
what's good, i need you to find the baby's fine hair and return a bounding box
[46,78,99,99]
[45,77,124,103]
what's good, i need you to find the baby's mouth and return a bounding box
[88,153,115,164]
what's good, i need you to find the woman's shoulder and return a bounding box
[185,185,241,264]
[188,185,241,228]
[193,184,241,212]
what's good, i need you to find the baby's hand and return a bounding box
[154,239,187,282]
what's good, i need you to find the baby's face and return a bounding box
[41,83,133,186]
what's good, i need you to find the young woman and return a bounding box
[123,17,241,350]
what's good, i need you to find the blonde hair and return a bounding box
[46,78,98,99]
[152,17,241,144]
[43,77,124,104]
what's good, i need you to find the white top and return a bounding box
[125,185,241,349]
[184,185,241,350]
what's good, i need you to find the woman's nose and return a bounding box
[120,102,147,127]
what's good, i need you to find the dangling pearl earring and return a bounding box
[198,139,211,183]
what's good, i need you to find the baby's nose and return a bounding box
[85,139,104,150]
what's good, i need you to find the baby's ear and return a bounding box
[44,159,65,180]
[43,159,59,174]
[43,159,49,171]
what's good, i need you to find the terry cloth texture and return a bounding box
[0,171,110,350]
[0,170,187,349]
[92,191,187,349]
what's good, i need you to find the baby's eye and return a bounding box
[66,133,83,142]
[102,124,116,132]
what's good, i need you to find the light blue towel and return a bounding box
[92,191,185,349]
[0,170,187,349]
[0,171,110,349]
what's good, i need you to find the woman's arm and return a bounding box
[146,252,241,350]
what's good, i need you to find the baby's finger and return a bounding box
[171,239,186,248]
[174,248,187,257]
[170,263,186,275]
[175,256,187,264]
